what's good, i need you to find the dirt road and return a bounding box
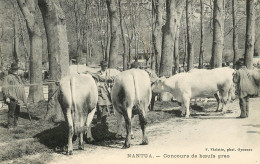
[49,98,260,164]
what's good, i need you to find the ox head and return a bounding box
[232,70,240,84]
[151,77,167,93]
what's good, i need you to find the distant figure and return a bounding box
[233,59,260,118]
[2,63,27,128]
[130,61,140,69]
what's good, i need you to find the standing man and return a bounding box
[2,63,27,128]
[233,59,260,118]
[96,61,113,126]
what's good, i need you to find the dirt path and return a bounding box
[46,98,260,164]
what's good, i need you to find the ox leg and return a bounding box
[123,108,132,149]
[215,93,222,112]
[139,108,148,145]
[86,107,96,143]
[182,96,191,118]
[78,132,84,150]
[220,91,229,114]
[115,110,124,139]
[66,111,74,155]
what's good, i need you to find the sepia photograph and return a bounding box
[0,0,259,163]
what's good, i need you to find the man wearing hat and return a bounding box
[96,60,113,126]
[2,63,27,128]
[233,58,260,118]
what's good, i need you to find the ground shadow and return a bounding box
[34,122,68,150]
[34,121,119,152]
[163,110,182,117]
[19,112,41,121]
[0,122,7,128]
[243,124,260,128]
[191,104,205,112]
[247,131,260,134]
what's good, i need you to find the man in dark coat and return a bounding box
[96,61,113,125]
[233,59,260,118]
[2,63,27,128]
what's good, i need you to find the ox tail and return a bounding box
[132,72,141,109]
[70,75,77,133]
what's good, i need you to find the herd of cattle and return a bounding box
[57,66,238,155]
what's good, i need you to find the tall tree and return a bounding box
[17,0,44,103]
[152,0,163,73]
[173,1,185,74]
[211,0,225,68]
[106,0,120,68]
[186,0,194,71]
[38,0,70,121]
[160,0,176,77]
[244,0,255,69]
[199,0,204,69]
[12,13,19,64]
[232,0,239,68]
[118,0,127,70]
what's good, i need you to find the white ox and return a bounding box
[111,69,152,148]
[58,74,98,155]
[152,67,236,118]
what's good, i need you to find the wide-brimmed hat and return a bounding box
[130,61,140,69]
[99,60,108,67]
[9,63,19,72]
[235,58,244,67]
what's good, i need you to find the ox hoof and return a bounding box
[185,115,190,118]
[115,134,124,139]
[78,145,84,150]
[141,139,148,145]
[122,143,130,149]
[87,137,95,143]
[66,150,73,155]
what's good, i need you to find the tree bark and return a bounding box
[232,0,239,68]
[17,0,44,103]
[244,0,255,69]
[152,0,163,73]
[160,0,176,77]
[186,0,194,71]
[13,13,19,64]
[199,0,204,69]
[173,1,185,74]
[106,0,120,68]
[38,0,70,121]
[211,0,225,68]
[118,0,127,71]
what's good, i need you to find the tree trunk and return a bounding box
[211,0,225,68]
[18,14,29,72]
[186,0,194,71]
[152,0,163,73]
[173,1,185,74]
[39,0,70,121]
[106,0,120,68]
[244,0,255,69]
[17,0,44,103]
[13,14,19,64]
[232,0,239,68]
[160,0,176,77]
[118,0,127,71]
[199,0,204,69]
